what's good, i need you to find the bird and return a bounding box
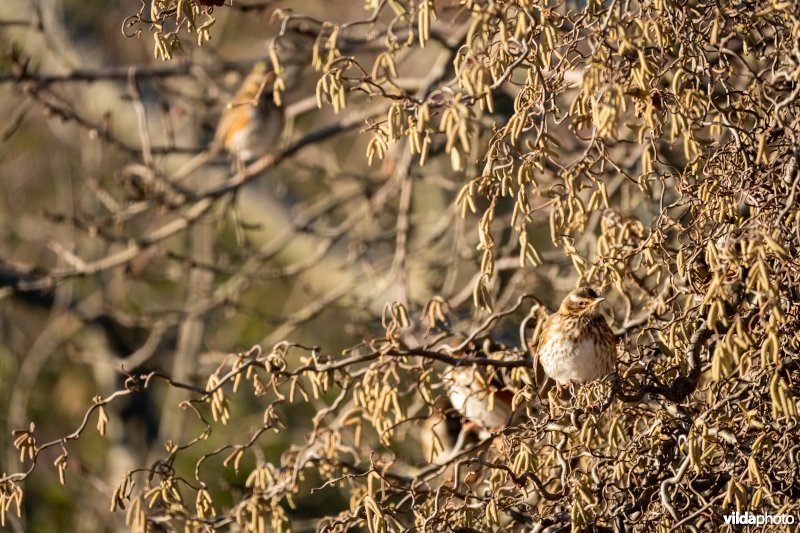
[212,61,285,164]
[536,286,616,394]
[443,364,515,436]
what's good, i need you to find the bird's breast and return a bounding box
[539,319,614,384]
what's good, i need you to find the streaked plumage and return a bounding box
[537,287,616,387]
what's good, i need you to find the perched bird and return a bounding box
[536,287,616,393]
[443,364,514,436]
[212,62,284,164]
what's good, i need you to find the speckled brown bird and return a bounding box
[443,365,514,435]
[536,287,616,392]
[213,62,284,163]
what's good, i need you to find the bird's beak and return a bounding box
[592,297,605,306]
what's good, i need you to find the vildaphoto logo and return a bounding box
[723,512,796,525]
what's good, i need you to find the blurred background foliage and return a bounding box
[1,0,800,531]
